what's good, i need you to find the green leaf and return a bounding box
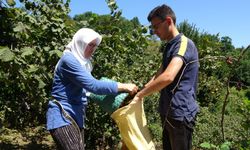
[200,142,217,149]
[21,47,34,57]
[13,22,24,32]
[220,145,230,150]
[6,0,16,6]
[220,141,231,150]
[51,17,63,23]
[27,65,38,73]
[26,15,37,24]
[38,79,46,89]
[44,47,50,52]
[0,47,15,62]
[49,50,63,57]
[34,75,46,89]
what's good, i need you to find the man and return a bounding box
[133,4,199,150]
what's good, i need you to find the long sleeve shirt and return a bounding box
[46,52,118,130]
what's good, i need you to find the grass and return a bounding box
[0,126,56,150]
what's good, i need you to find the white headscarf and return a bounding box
[65,28,102,72]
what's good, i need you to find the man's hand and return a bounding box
[130,94,143,104]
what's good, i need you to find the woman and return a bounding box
[46,28,138,150]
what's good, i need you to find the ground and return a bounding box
[0,126,56,150]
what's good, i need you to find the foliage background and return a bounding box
[0,0,249,149]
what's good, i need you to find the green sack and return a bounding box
[88,77,129,114]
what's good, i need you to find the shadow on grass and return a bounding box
[0,142,56,150]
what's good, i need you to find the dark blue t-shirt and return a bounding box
[159,33,199,122]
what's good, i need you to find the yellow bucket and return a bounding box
[111,100,156,150]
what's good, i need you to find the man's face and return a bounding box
[150,17,169,41]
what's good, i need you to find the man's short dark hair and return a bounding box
[147,4,176,25]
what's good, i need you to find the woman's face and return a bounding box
[84,39,98,59]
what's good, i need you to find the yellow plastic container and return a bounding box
[111,100,156,150]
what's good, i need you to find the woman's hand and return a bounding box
[118,83,138,95]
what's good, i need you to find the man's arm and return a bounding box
[135,56,184,99]
[144,64,163,87]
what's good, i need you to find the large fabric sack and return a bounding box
[111,100,156,150]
